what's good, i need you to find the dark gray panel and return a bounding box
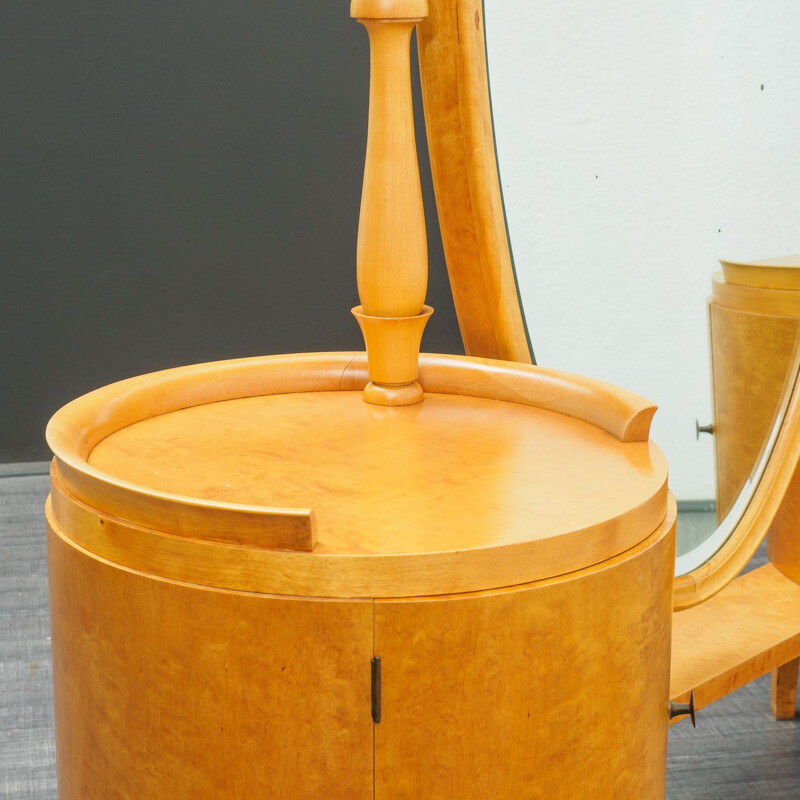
[0,1,461,461]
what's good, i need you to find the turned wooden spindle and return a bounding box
[351,0,433,406]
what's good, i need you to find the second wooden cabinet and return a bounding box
[709,261,800,522]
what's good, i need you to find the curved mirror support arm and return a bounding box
[416,0,533,364]
[441,1,800,612]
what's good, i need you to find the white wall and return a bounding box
[485,0,800,500]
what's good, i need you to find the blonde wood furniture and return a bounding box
[46,354,675,798]
[414,0,800,737]
[672,260,800,720]
[421,12,800,743]
[351,0,433,406]
[731,258,800,595]
[671,564,800,721]
[44,1,678,796]
[417,0,532,363]
[708,263,800,522]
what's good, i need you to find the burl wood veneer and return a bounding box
[44,1,676,796]
[46,353,674,798]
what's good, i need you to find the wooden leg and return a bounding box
[771,658,800,720]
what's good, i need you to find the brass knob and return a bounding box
[669,690,696,727]
[695,420,715,440]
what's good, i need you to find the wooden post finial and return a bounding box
[351,0,432,406]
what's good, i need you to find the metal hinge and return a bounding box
[371,656,381,723]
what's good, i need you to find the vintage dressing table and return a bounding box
[454,0,800,731]
[45,0,676,797]
[44,0,800,796]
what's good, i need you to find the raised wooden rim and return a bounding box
[46,473,670,599]
[417,0,532,363]
[46,472,674,599]
[46,352,657,532]
[46,351,664,597]
[673,337,800,610]
[721,255,800,291]
[711,271,800,316]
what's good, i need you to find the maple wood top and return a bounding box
[47,352,668,595]
[88,389,666,558]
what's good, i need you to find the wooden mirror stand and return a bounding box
[416,0,800,724]
[351,0,433,406]
[44,0,679,796]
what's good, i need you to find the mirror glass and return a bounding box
[483,1,800,574]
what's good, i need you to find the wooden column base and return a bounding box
[352,305,433,406]
[363,380,424,406]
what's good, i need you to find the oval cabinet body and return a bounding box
[46,352,674,799]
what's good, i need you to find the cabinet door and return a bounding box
[48,521,374,800]
[373,531,672,800]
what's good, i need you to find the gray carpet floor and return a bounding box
[1,473,799,798]
[1,475,56,800]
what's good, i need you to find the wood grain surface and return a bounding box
[674,299,800,609]
[47,352,665,598]
[49,397,667,599]
[769,464,800,587]
[353,16,426,318]
[87,391,665,557]
[417,0,532,363]
[672,564,800,715]
[46,482,675,800]
[11,476,800,799]
[374,499,675,799]
[721,254,800,291]
[47,514,374,800]
[708,301,799,521]
[771,657,799,720]
[711,269,800,316]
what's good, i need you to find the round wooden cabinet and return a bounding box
[709,260,800,523]
[711,257,800,586]
[46,352,674,799]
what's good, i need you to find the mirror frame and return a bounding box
[417,0,531,364]
[417,0,800,610]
